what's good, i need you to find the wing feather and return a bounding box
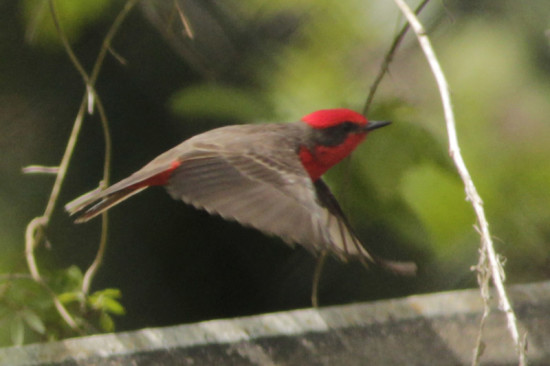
[166,151,375,262]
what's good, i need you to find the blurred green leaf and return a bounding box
[101,297,125,316]
[99,312,114,333]
[58,291,83,305]
[10,317,24,346]
[400,164,474,256]
[89,289,125,315]
[94,288,121,299]
[51,266,84,295]
[21,309,46,335]
[170,84,270,121]
[359,113,453,201]
[22,0,111,47]
[64,266,84,285]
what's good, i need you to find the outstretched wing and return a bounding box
[313,179,416,274]
[166,149,374,262]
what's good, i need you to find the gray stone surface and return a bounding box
[1,281,549,365]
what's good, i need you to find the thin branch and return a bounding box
[24,0,137,333]
[22,165,60,175]
[471,242,491,366]
[81,95,111,295]
[174,0,195,39]
[41,0,128,220]
[89,0,138,84]
[48,285,83,333]
[108,46,128,65]
[25,217,47,283]
[22,0,93,331]
[313,1,431,306]
[0,274,35,282]
[311,251,328,308]
[24,0,48,43]
[42,98,87,221]
[392,1,526,365]
[25,217,81,331]
[47,1,90,90]
[363,0,430,115]
[79,0,140,295]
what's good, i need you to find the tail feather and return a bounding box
[65,158,179,223]
[65,186,106,215]
[66,186,147,223]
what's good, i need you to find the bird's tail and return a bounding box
[65,186,147,223]
[66,157,182,223]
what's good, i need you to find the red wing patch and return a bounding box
[130,160,182,189]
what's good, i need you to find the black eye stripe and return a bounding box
[325,121,359,133]
[342,121,358,131]
[311,121,361,147]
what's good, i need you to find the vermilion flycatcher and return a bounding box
[66,109,415,274]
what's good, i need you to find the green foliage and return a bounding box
[170,83,272,121]
[0,276,49,346]
[6,309,46,346]
[87,289,125,316]
[59,286,125,334]
[0,266,125,346]
[22,0,112,47]
[10,316,24,346]
[400,164,475,260]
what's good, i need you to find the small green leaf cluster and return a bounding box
[0,266,125,346]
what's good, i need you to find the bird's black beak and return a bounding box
[364,120,391,132]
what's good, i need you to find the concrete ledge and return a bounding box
[1,281,549,365]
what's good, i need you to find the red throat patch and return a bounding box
[299,133,366,181]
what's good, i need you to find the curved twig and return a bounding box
[363,0,430,115]
[312,0,431,307]
[24,0,137,332]
[25,216,81,331]
[81,96,111,295]
[392,1,526,365]
[81,0,139,295]
[311,251,328,308]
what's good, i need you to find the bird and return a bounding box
[66,108,415,275]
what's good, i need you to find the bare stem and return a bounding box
[90,0,139,85]
[471,243,491,366]
[25,217,47,283]
[363,0,430,115]
[81,96,111,295]
[22,165,60,175]
[392,1,526,364]
[311,251,328,308]
[174,0,195,39]
[24,0,137,333]
[80,0,140,294]
[25,216,81,331]
[313,1,431,306]
[0,274,35,282]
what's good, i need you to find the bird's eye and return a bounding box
[313,121,361,147]
[339,121,358,132]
